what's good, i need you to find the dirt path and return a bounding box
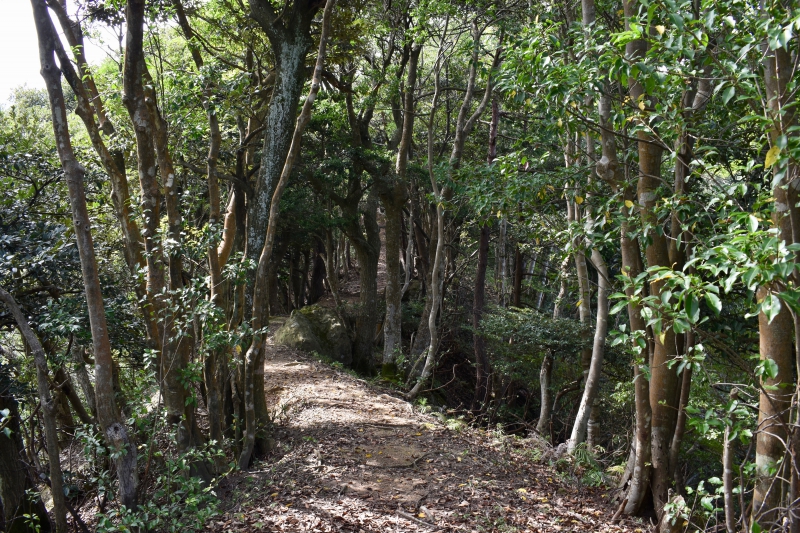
[210,337,645,532]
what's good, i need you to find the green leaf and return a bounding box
[762,358,780,380]
[747,214,759,233]
[673,317,690,334]
[610,300,628,315]
[721,86,735,105]
[762,293,782,323]
[743,267,761,290]
[686,293,700,323]
[705,292,722,315]
[661,290,672,305]
[669,12,684,31]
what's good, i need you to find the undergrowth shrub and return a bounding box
[77,421,228,533]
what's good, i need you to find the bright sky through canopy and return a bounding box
[0,0,111,104]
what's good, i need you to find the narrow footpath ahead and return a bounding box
[209,336,647,532]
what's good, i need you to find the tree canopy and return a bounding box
[1,0,800,531]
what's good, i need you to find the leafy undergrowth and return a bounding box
[209,341,649,532]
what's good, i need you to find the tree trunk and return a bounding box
[552,255,570,318]
[619,0,677,516]
[136,13,208,478]
[350,192,381,375]
[536,257,550,310]
[0,388,51,533]
[174,0,227,461]
[31,0,138,509]
[54,365,94,426]
[48,1,156,351]
[723,389,737,533]
[568,249,609,452]
[122,0,167,374]
[244,0,321,315]
[498,219,508,306]
[381,44,419,378]
[752,37,798,530]
[70,344,96,416]
[238,0,335,468]
[752,286,793,526]
[473,224,491,412]
[406,30,449,400]
[323,229,345,317]
[472,97,499,411]
[410,199,437,362]
[535,353,554,436]
[308,240,327,304]
[0,289,67,533]
[512,245,523,307]
[669,329,694,480]
[382,199,405,378]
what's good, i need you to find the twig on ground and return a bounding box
[397,509,439,529]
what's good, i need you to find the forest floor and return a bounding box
[209,335,649,533]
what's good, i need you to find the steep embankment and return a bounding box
[210,337,646,532]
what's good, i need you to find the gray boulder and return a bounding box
[273,311,323,355]
[274,304,352,366]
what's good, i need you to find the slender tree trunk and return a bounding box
[309,240,327,304]
[71,344,96,416]
[499,219,508,306]
[0,391,51,533]
[512,245,523,307]
[54,365,94,425]
[410,200,437,362]
[0,290,67,533]
[173,0,227,458]
[535,353,554,436]
[752,37,798,530]
[669,329,694,480]
[48,2,157,352]
[323,229,345,317]
[619,0,677,516]
[400,212,415,298]
[350,193,382,374]
[48,0,145,275]
[146,79,210,472]
[723,389,738,533]
[381,44,419,378]
[382,199,405,377]
[31,0,138,509]
[409,22,501,397]
[473,224,491,411]
[473,97,499,412]
[568,249,609,452]
[574,244,592,381]
[407,28,449,400]
[552,255,570,318]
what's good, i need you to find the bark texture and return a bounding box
[0,379,51,533]
[0,288,67,532]
[238,0,336,468]
[31,0,138,509]
[568,249,609,452]
[380,44,420,378]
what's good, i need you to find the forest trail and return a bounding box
[209,335,643,532]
